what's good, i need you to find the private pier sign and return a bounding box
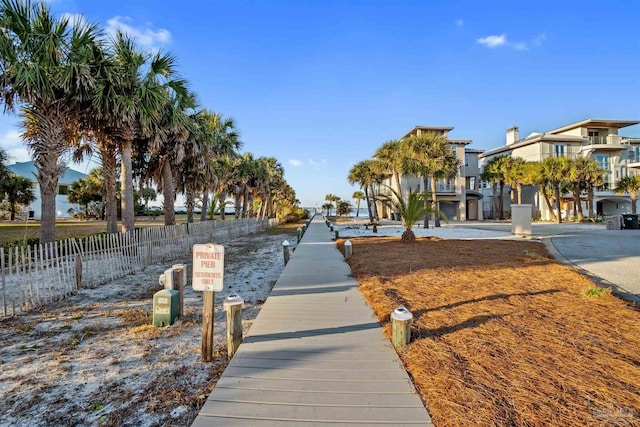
[192,243,225,291]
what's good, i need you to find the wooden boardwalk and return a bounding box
[192,215,433,426]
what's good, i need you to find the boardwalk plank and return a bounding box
[191,216,432,426]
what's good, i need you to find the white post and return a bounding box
[282,240,290,265]
[344,240,352,259]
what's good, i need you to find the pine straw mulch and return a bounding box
[339,237,640,427]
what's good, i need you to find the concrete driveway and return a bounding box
[452,222,640,303]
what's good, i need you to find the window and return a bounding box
[554,144,565,157]
[58,185,69,195]
[465,153,469,167]
[595,154,609,171]
[467,177,476,190]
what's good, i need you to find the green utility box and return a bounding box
[153,289,180,327]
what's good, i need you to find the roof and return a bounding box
[548,118,640,135]
[402,126,455,140]
[8,161,87,184]
[480,118,640,159]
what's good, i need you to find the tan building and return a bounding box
[377,126,484,221]
[479,118,640,219]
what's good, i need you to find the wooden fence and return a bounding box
[1,217,278,318]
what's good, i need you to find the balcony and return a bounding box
[581,135,630,153]
[629,153,640,169]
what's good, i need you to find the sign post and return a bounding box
[192,243,225,362]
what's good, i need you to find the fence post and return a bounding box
[344,240,352,259]
[202,290,215,362]
[391,306,413,349]
[75,255,82,289]
[297,227,302,243]
[224,293,244,359]
[282,240,291,265]
[172,265,185,317]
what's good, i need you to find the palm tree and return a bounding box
[503,157,526,204]
[322,203,333,216]
[541,156,572,223]
[614,175,640,214]
[480,155,510,220]
[197,112,241,221]
[1,174,35,220]
[373,140,405,202]
[324,193,340,217]
[97,32,179,232]
[0,0,102,243]
[348,160,381,223]
[383,187,433,242]
[403,132,461,227]
[583,162,605,218]
[569,157,602,221]
[352,190,365,217]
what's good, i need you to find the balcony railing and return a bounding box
[583,135,629,146]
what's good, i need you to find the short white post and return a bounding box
[344,240,352,259]
[282,240,290,265]
[224,293,244,360]
[391,305,413,349]
[297,227,302,243]
[334,229,339,240]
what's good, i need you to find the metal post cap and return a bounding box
[391,305,413,321]
[282,240,290,246]
[224,293,244,307]
[344,240,352,246]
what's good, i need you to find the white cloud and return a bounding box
[0,129,29,163]
[308,159,326,167]
[456,19,464,27]
[514,42,528,51]
[288,159,303,166]
[476,34,506,48]
[532,32,546,46]
[106,16,171,50]
[60,13,89,28]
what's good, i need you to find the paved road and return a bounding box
[452,222,640,303]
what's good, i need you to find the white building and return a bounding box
[7,161,86,218]
[479,119,640,219]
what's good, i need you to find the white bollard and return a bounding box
[282,240,290,265]
[344,240,352,259]
[391,305,413,349]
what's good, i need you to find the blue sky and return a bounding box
[1,0,639,207]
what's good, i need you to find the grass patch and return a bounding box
[583,286,608,298]
[344,237,640,426]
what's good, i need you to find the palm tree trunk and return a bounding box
[394,171,403,201]
[517,183,523,205]
[554,186,562,223]
[101,147,118,234]
[498,180,505,220]
[186,188,195,223]
[631,194,638,214]
[220,191,227,220]
[432,176,442,227]
[364,187,374,223]
[369,184,379,221]
[356,199,361,217]
[541,185,557,222]
[120,139,135,233]
[242,186,249,218]
[491,182,499,219]
[587,188,595,218]
[234,190,242,219]
[422,176,429,229]
[162,159,176,226]
[200,191,209,222]
[34,149,65,244]
[574,183,584,221]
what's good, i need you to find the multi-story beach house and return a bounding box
[479,118,640,219]
[7,161,86,219]
[376,126,484,221]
